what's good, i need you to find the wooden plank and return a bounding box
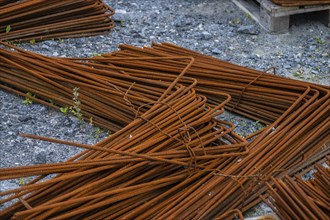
[232,0,261,22]
[261,0,330,17]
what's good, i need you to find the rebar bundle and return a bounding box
[0,42,198,132]
[81,43,330,218]
[0,42,329,219]
[0,42,249,219]
[0,0,114,42]
[263,159,330,220]
[97,42,329,125]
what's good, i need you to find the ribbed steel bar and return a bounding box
[94,43,330,219]
[0,42,251,219]
[0,42,329,219]
[0,42,197,132]
[263,159,329,220]
[96,42,328,125]
[0,0,114,42]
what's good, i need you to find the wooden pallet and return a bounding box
[232,0,330,33]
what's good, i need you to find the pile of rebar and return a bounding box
[0,42,329,219]
[0,42,198,132]
[96,43,330,218]
[97,42,329,125]
[263,159,329,220]
[271,0,330,6]
[0,0,114,42]
[0,42,249,219]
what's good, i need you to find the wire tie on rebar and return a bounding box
[230,70,267,112]
[106,81,138,114]
[135,100,200,172]
[182,126,207,156]
[18,197,32,210]
[264,66,276,75]
[123,82,137,113]
[177,128,197,172]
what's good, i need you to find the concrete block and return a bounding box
[260,6,290,33]
[232,0,330,34]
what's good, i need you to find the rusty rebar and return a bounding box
[262,159,329,220]
[0,42,329,219]
[0,0,114,42]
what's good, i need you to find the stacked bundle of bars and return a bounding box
[263,159,329,220]
[0,42,329,219]
[0,0,114,42]
[98,42,329,219]
[0,42,249,219]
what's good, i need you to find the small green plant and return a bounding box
[89,117,94,126]
[293,72,300,77]
[253,120,260,126]
[22,92,35,105]
[4,39,21,46]
[92,53,102,57]
[18,178,25,185]
[72,87,83,121]
[90,127,111,139]
[48,99,57,106]
[239,120,247,127]
[94,128,102,139]
[60,107,68,114]
[252,120,265,134]
[245,13,252,19]
[293,70,304,78]
[29,39,36,44]
[18,177,31,185]
[237,132,245,138]
[315,37,325,44]
[69,106,75,114]
[5,25,11,33]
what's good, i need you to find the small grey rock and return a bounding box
[202,31,212,40]
[44,41,58,46]
[228,32,237,37]
[113,9,129,22]
[139,39,148,43]
[41,44,50,50]
[212,48,222,55]
[283,64,291,69]
[18,115,31,122]
[308,46,316,51]
[172,15,194,27]
[34,151,47,164]
[237,25,259,35]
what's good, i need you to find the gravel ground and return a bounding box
[0,0,329,216]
